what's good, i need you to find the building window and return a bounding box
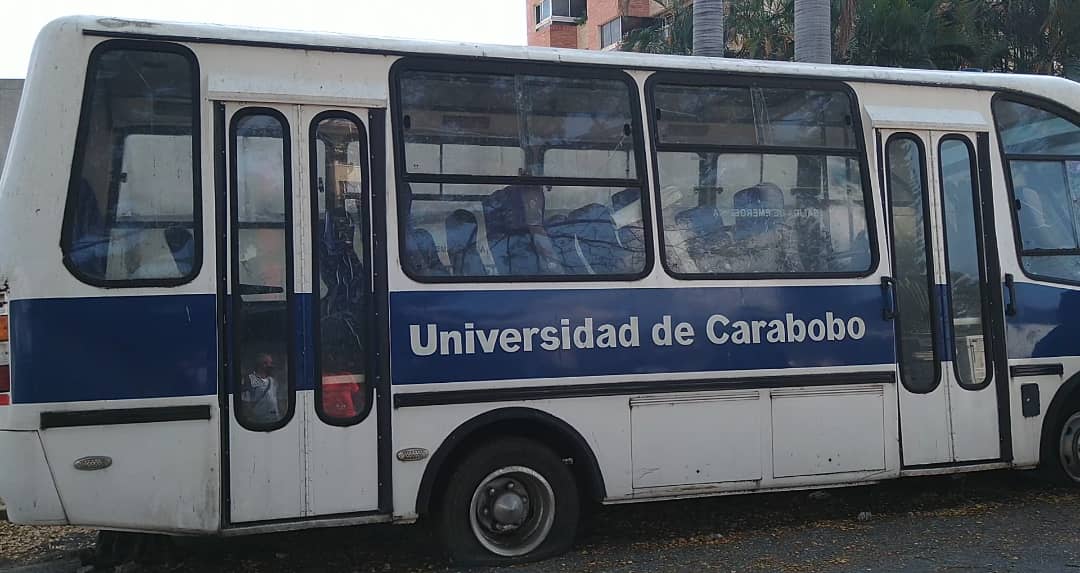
[601,18,623,49]
[535,0,586,26]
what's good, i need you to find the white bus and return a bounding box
[2,15,1080,565]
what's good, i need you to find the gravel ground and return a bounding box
[1,470,1078,572]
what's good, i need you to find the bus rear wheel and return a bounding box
[438,437,579,565]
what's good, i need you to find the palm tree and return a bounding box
[693,0,726,57]
[620,0,694,55]
[794,0,831,63]
[844,0,940,68]
[727,0,793,60]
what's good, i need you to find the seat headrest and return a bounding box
[612,188,639,211]
[734,183,784,206]
[445,209,478,250]
[674,204,721,232]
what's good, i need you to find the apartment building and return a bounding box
[525,0,666,50]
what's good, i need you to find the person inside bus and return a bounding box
[239,352,286,424]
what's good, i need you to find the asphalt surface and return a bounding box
[1,470,1078,572]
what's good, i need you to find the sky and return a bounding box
[0,0,527,78]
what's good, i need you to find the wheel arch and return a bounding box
[1039,371,1080,466]
[415,407,607,517]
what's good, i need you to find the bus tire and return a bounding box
[1046,401,1080,485]
[437,437,579,565]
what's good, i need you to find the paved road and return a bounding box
[2,470,1079,572]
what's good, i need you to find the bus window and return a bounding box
[311,113,370,425]
[939,137,992,389]
[652,82,871,277]
[232,111,292,431]
[396,66,646,280]
[994,98,1080,283]
[886,135,940,394]
[61,44,199,285]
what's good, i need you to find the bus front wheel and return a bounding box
[437,437,579,565]
[1052,408,1080,484]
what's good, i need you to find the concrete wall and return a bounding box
[0,80,24,175]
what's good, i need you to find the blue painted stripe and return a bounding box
[1007,281,1080,360]
[389,284,897,385]
[10,294,218,404]
[8,279,1075,404]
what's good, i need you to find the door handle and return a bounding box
[1004,273,1017,316]
[881,276,898,320]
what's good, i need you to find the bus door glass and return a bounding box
[880,129,1004,467]
[221,102,382,524]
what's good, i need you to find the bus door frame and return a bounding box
[214,100,392,527]
[877,126,1012,468]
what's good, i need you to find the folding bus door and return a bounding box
[879,129,1007,467]
[219,102,384,524]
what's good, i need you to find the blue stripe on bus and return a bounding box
[1007,281,1080,360]
[6,280,1079,404]
[389,284,897,385]
[10,294,218,404]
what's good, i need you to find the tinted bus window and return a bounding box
[655,86,857,149]
[62,44,199,285]
[939,138,991,388]
[396,65,647,280]
[995,98,1080,283]
[311,114,370,425]
[652,82,872,276]
[232,111,292,431]
[886,135,939,393]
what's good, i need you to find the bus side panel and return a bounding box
[1005,283,1080,467]
[0,430,66,524]
[38,404,219,532]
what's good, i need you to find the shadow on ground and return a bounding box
[2,470,1077,572]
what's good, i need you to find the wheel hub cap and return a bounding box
[492,491,527,526]
[468,465,557,557]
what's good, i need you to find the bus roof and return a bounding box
[45,15,1078,103]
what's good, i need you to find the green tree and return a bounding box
[620,0,1080,80]
[621,0,694,55]
[727,0,793,60]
